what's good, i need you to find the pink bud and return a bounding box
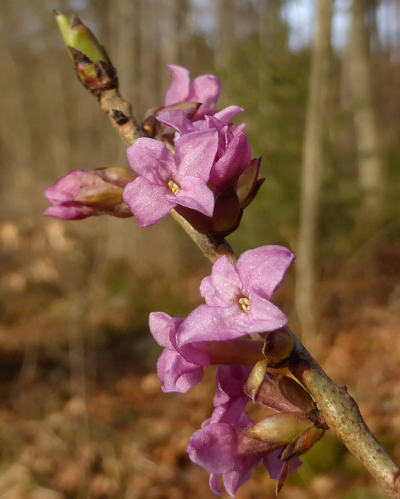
[44,168,134,220]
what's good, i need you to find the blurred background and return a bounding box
[1,0,399,497]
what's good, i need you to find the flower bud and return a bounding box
[44,168,134,220]
[54,11,117,95]
[245,413,312,445]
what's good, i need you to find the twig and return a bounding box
[98,88,143,144]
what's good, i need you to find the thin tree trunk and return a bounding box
[215,0,236,70]
[348,0,384,210]
[296,0,333,343]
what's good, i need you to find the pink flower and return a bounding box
[177,246,295,348]
[188,366,301,497]
[149,312,210,393]
[158,107,251,192]
[123,129,219,227]
[164,65,221,120]
[149,312,265,393]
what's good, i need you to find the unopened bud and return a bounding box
[245,413,312,445]
[44,168,133,220]
[54,11,117,95]
[263,329,294,366]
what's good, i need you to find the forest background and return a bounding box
[0,0,399,497]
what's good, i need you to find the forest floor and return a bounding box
[0,218,399,499]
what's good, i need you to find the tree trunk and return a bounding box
[296,0,333,343]
[348,0,384,210]
[215,0,236,70]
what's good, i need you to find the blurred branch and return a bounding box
[56,12,400,498]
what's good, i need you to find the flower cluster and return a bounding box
[124,66,263,235]
[149,245,295,394]
[149,246,324,496]
[44,65,325,496]
[44,66,263,236]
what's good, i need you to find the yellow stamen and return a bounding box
[167,179,181,196]
[238,296,251,313]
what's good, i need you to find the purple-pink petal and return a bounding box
[43,204,94,220]
[175,176,215,217]
[209,132,252,188]
[209,474,224,496]
[189,74,221,116]
[246,290,288,332]
[179,296,286,345]
[149,312,182,349]
[213,105,244,124]
[126,138,175,181]
[200,256,241,307]
[164,65,190,106]
[214,365,251,407]
[44,170,97,204]
[157,110,195,135]
[188,423,238,474]
[157,349,204,393]
[123,177,175,227]
[210,398,250,428]
[177,304,245,347]
[174,129,218,180]
[237,245,295,299]
[222,456,261,497]
[263,450,302,480]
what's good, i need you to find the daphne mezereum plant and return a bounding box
[43,12,400,498]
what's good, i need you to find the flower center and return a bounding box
[238,296,251,313]
[167,179,181,196]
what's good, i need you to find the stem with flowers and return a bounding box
[44,12,400,498]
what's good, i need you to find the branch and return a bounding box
[58,18,400,496]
